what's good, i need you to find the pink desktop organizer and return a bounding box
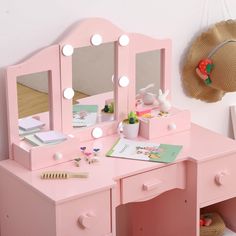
[139,107,191,139]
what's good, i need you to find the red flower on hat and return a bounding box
[196,58,213,85]
[198,59,213,75]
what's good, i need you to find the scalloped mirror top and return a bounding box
[5,18,172,170]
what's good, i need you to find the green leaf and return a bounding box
[205,77,212,85]
[206,64,213,73]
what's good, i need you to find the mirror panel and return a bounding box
[136,49,161,94]
[17,71,49,118]
[135,49,161,115]
[17,71,51,140]
[72,42,115,128]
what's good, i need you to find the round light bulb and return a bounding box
[119,76,130,87]
[62,44,74,56]
[91,34,103,46]
[63,88,75,100]
[119,35,130,46]
[92,127,103,139]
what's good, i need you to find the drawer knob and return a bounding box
[168,123,176,131]
[143,179,162,191]
[54,152,63,161]
[215,171,228,186]
[78,212,96,229]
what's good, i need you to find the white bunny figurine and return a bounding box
[157,89,171,113]
[136,83,156,105]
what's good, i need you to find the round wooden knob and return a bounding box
[215,171,228,186]
[54,152,63,161]
[78,212,96,229]
[168,123,177,131]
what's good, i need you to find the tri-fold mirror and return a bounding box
[5,18,171,170]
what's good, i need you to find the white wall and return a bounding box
[0,0,236,159]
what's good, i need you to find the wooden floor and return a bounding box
[17,83,88,118]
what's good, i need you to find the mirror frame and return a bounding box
[130,33,171,100]
[59,18,132,140]
[5,18,171,170]
[6,45,62,158]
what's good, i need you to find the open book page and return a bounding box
[106,138,182,163]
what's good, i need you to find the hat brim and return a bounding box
[182,20,236,102]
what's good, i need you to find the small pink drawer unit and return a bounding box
[139,108,191,139]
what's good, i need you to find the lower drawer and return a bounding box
[121,162,186,204]
[56,190,111,236]
[198,154,236,205]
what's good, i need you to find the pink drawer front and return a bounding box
[56,190,112,236]
[121,162,186,204]
[139,109,191,139]
[198,154,236,206]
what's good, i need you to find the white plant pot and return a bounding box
[122,121,140,139]
[100,112,115,122]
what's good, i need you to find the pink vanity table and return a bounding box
[1,18,236,236]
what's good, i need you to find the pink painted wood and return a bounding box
[3,18,236,236]
[59,18,127,133]
[1,124,236,235]
[5,18,174,170]
[6,45,62,159]
[139,107,191,139]
[130,33,172,98]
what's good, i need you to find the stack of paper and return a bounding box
[24,131,67,146]
[19,117,45,131]
[19,127,41,136]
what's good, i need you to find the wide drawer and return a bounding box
[56,190,111,236]
[198,154,236,206]
[121,162,186,204]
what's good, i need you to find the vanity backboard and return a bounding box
[5,18,171,170]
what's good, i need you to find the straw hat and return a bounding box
[182,20,236,102]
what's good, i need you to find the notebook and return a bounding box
[19,117,45,131]
[24,133,64,146]
[34,131,67,144]
[19,127,41,136]
[106,138,182,163]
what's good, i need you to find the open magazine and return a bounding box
[106,138,182,163]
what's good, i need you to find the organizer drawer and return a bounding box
[139,109,191,139]
[198,154,236,205]
[56,190,111,236]
[121,162,186,204]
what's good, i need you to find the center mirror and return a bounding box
[72,42,115,128]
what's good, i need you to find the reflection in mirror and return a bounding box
[17,71,49,118]
[135,50,161,112]
[72,42,115,128]
[17,71,51,140]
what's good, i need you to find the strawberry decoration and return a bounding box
[196,58,214,85]
[200,214,213,227]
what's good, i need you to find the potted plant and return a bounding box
[101,102,115,122]
[122,111,140,139]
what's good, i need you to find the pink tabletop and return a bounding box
[1,123,236,204]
